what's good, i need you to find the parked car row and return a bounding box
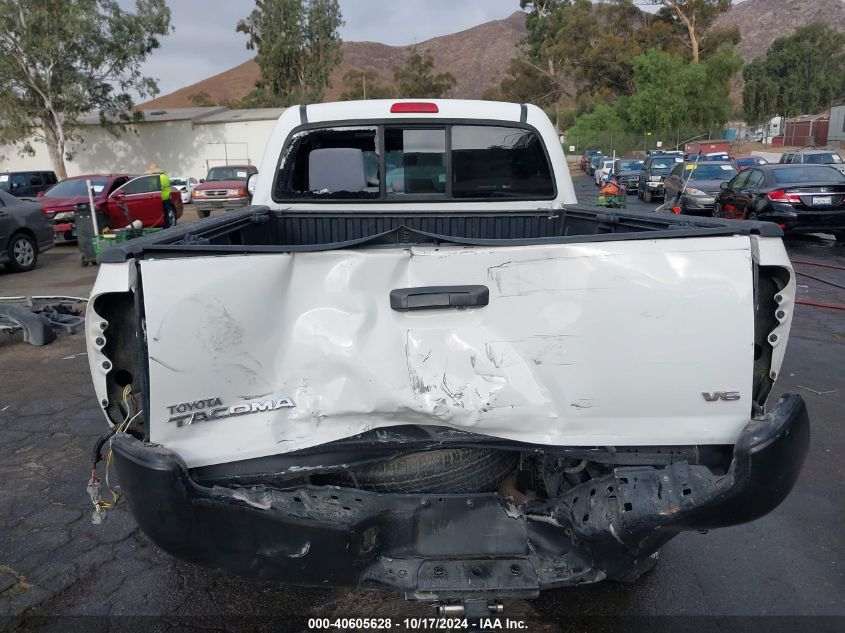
[663,161,845,240]
[578,145,844,239]
[0,164,260,272]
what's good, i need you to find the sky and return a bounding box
[130,0,521,97]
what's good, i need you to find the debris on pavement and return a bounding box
[795,385,838,396]
[0,296,87,346]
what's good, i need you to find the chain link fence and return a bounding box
[562,130,729,158]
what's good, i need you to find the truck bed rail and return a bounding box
[98,205,783,263]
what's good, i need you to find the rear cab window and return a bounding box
[273,123,555,202]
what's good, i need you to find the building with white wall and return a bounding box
[0,107,286,181]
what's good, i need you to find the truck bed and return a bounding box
[98,205,782,262]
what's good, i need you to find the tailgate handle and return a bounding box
[390,285,489,311]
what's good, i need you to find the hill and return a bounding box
[712,0,845,62]
[140,11,527,109]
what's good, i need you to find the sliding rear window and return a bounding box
[273,123,555,202]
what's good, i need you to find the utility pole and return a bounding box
[362,74,367,100]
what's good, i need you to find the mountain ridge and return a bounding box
[140,0,845,110]
[140,11,527,109]
[713,0,845,62]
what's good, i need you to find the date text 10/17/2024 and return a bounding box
[307,618,529,630]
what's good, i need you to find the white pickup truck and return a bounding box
[87,100,808,610]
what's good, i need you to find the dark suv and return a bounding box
[0,171,58,198]
[637,155,683,202]
[613,158,644,193]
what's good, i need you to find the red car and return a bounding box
[192,164,258,218]
[40,174,183,241]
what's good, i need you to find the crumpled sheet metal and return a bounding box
[138,236,756,468]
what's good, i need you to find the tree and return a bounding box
[567,103,628,140]
[565,101,647,153]
[699,26,740,60]
[237,0,343,106]
[506,0,680,108]
[0,0,172,178]
[188,91,215,107]
[393,49,456,99]
[626,44,740,138]
[647,1,731,63]
[742,63,779,126]
[627,49,688,134]
[678,44,742,130]
[485,56,561,107]
[339,69,393,100]
[743,23,845,124]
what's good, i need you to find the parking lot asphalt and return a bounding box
[1,180,843,629]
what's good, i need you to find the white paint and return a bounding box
[136,236,758,468]
[752,236,795,383]
[86,261,137,421]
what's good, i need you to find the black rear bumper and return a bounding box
[111,394,809,600]
[761,205,845,233]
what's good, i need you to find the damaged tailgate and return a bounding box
[137,235,756,468]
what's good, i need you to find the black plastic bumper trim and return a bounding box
[111,394,808,598]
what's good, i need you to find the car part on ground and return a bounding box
[0,296,87,345]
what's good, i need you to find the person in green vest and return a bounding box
[147,164,175,228]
